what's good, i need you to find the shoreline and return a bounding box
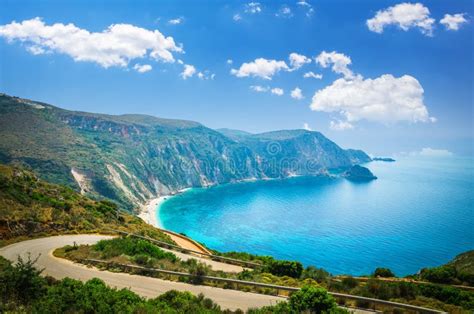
[138,188,191,229]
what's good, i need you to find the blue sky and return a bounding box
[0,0,472,156]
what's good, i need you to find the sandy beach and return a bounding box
[138,188,191,228]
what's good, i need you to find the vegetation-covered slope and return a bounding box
[0,93,371,210]
[0,164,172,245]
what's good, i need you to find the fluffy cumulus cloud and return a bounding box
[315,51,354,79]
[245,2,262,14]
[366,3,435,36]
[289,53,311,70]
[133,63,152,73]
[291,87,304,100]
[303,71,323,79]
[311,74,435,126]
[303,122,313,131]
[180,64,196,79]
[233,14,242,22]
[168,17,184,25]
[271,88,284,96]
[440,13,468,31]
[0,17,183,68]
[231,58,289,80]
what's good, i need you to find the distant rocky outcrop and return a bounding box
[373,157,396,162]
[344,165,377,181]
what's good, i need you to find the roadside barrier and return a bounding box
[85,258,447,314]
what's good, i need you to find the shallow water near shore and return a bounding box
[159,156,474,276]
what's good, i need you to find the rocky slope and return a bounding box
[0,94,371,210]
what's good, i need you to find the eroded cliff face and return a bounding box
[0,94,371,210]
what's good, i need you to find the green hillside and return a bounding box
[0,93,371,211]
[0,164,172,246]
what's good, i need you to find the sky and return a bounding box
[0,0,472,156]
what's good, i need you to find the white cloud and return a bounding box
[177,59,184,65]
[311,74,435,126]
[289,52,311,70]
[168,17,184,25]
[440,13,468,31]
[303,122,313,131]
[245,2,262,14]
[180,64,196,79]
[410,148,454,157]
[276,6,293,18]
[0,17,183,68]
[297,1,314,17]
[291,87,304,100]
[330,120,354,131]
[250,85,269,92]
[271,88,284,96]
[366,3,435,36]
[303,71,323,79]
[26,45,46,55]
[233,14,242,21]
[231,58,289,80]
[196,71,214,80]
[315,51,354,79]
[227,59,233,64]
[297,1,311,7]
[133,63,152,73]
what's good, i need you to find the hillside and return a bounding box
[0,94,371,210]
[0,164,172,245]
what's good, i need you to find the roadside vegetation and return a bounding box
[0,255,346,313]
[0,164,173,247]
[58,236,474,313]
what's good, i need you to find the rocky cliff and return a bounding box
[0,94,371,210]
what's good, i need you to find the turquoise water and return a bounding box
[159,156,474,276]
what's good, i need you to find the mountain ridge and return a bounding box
[0,93,371,211]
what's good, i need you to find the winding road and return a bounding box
[0,235,284,311]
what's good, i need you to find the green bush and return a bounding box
[301,266,330,283]
[265,260,303,278]
[373,267,395,278]
[93,237,177,262]
[289,285,347,313]
[0,254,47,307]
[419,265,457,284]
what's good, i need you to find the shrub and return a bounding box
[289,285,347,313]
[341,276,359,289]
[301,266,330,283]
[1,254,47,305]
[373,267,395,278]
[93,237,177,262]
[265,260,303,278]
[419,265,457,284]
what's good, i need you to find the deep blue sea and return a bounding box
[159,156,474,276]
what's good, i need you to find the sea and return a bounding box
[159,156,474,276]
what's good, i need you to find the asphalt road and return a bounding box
[0,234,284,311]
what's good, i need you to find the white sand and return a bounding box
[138,188,191,228]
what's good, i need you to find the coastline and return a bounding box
[138,188,191,229]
